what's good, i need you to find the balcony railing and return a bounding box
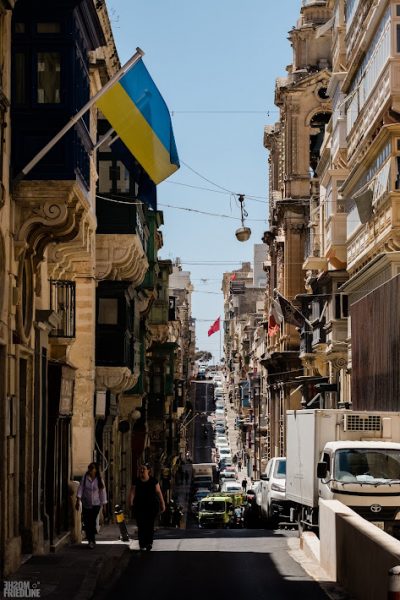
[50,280,76,338]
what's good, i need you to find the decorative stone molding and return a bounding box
[13,180,91,343]
[14,180,89,269]
[148,323,169,344]
[48,212,96,280]
[96,233,149,285]
[96,366,138,394]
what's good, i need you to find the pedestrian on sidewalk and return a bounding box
[129,463,166,552]
[238,460,242,471]
[76,462,107,549]
[241,478,248,492]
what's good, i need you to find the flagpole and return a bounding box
[17,47,145,180]
[219,320,222,364]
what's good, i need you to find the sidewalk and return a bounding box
[0,524,133,600]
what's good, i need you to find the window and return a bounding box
[37,52,61,104]
[397,5,400,17]
[37,22,60,34]
[346,0,359,30]
[15,23,25,33]
[50,280,76,338]
[334,291,349,319]
[98,298,118,325]
[347,8,390,132]
[14,53,27,104]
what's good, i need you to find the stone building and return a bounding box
[222,261,264,477]
[262,0,333,458]
[297,0,400,412]
[0,0,185,576]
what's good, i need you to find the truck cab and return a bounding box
[198,495,233,528]
[317,441,400,534]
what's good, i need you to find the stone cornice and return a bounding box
[96,233,149,286]
[14,180,90,269]
[96,366,138,394]
[147,323,169,345]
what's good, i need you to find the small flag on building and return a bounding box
[274,290,311,329]
[268,299,283,337]
[230,273,237,281]
[208,317,220,337]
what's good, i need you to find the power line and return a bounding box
[171,110,278,115]
[163,180,268,204]
[158,203,267,222]
[180,160,267,201]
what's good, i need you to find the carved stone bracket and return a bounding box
[148,323,169,345]
[14,181,89,269]
[96,366,138,395]
[48,212,96,280]
[13,180,91,343]
[96,233,149,285]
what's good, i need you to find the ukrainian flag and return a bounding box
[96,59,179,184]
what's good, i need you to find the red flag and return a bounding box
[208,317,220,337]
[268,299,283,337]
[230,273,237,281]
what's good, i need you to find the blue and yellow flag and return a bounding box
[96,59,179,184]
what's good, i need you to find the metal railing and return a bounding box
[50,280,76,338]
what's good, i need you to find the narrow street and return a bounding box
[105,381,330,600]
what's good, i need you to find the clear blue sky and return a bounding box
[111,0,303,361]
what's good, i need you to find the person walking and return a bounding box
[76,462,107,549]
[241,478,248,492]
[238,460,242,471]
[129,463,166,551]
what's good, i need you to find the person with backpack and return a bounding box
[76,462,107,549]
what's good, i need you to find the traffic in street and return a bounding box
[106,374,331,600]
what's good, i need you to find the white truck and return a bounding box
[286,409,400,536]
[192,463,217,490]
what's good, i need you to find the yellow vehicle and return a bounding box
[197,492,245,528]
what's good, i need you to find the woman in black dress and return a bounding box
[129,463,166,551]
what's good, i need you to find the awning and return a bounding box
[354,184,374,224]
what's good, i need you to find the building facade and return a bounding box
[0,0,190,576]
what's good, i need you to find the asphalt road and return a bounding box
[106,529,329,600]
[193,380,214,464]
[106,382,329,599]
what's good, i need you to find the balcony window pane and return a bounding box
[15,53,27,104]
[98,298,118,325]
[15,23,25,33]
[37,22,60,33]
[98,159,113,193]
[397,24,400,53]
[37,52,61,104]
[50,280,76,338]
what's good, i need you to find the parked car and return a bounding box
[260,457,287,526]
[219,455,233,468]
[220,481,242,493]
[215,435,228,444]
[215,400,225,410]
[219,470,238,482]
